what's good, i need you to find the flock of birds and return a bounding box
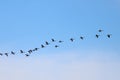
[0,29,112,57]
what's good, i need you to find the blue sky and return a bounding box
[0,0,120,80]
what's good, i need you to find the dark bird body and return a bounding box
[20,50,24,53]
[33,48,39,51]
[70,38,74,42]
[51,39,55,42]
[11,51,15,55]
[28,50,32,54]
[45,41,50,45]
[0,53,3,56]
[98,29,103,32]
[80,36,84,40]
[107,34,111,38]
[41,44,45,48]
[55,45,59,48]
[25,54,29,57]
[96,34,100,38]
[5,53,8,57]
[59,40,64,43]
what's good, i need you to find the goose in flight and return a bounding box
[28,50,32,54]
[11,51,15,55]
[0,53,3,56]
[5,53,8,57]
[80,36,84,40]
[41,44,45,48]
[95,34,100,38]
[20,50,24,53]
[25,54,30,57]
[59,40,64,43]
[51,38,55,42]
[55,45,59,48]
[45,41,50,45]
[33,48,39,51]
[70,38,74,42]
[107,34,112,38]
[98,29,103,32]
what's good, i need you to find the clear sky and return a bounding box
[0,0,120,80]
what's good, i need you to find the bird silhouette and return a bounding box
[70,38,74,42]
[20,50,24,53]
[59,40,64,43]
[80,36,84,40]
[25,54,29,57]
[28,50,32,54]
[5,53,8,57]
[0,53,3,56]
[45,41,50,45]
[33,48,39,51]
[95,34,100,38]
[41,44,45,48]
[51,38,55,42]
[11,51,15,55]
[98,29,103,32]
[107,34,112,38]
[55,45,59,48]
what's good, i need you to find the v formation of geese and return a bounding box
[0,29,112,57]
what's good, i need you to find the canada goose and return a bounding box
[20,50,24,53]
[80,36,84,40]
[25,54,29,57]
[41,44,45,48]
[28,50,32,54]
[33,48,39,51]
[51,39,55,42]
[45,41,50,45]
[98,29,103,32]
[95,34,100,38]
[59,40,64,43]
[5,53,8,57]
[55,45,59,48]
[107,34,112,38]
[70,38,74,42]
[11,51,15,55]
[0,53,3,56]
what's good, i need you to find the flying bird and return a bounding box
[95,34,100,38]
[0,53,3,56]
[70,38,74,42]
[11,51,15,55]
[51,38,55,42]
[80,36,84,40]
[98,29,103,32]
[45,41,50,45]
[5,53,8,57]
[28,50,32,54]
[25,54,30,57]
[33,48,39,51]
[55,45,59,48]
[107,34,112,38]
[41,44,45,48]
[20,50,24,53]
[59,40,64,43]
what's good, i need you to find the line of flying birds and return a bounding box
[0,29,112,57]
